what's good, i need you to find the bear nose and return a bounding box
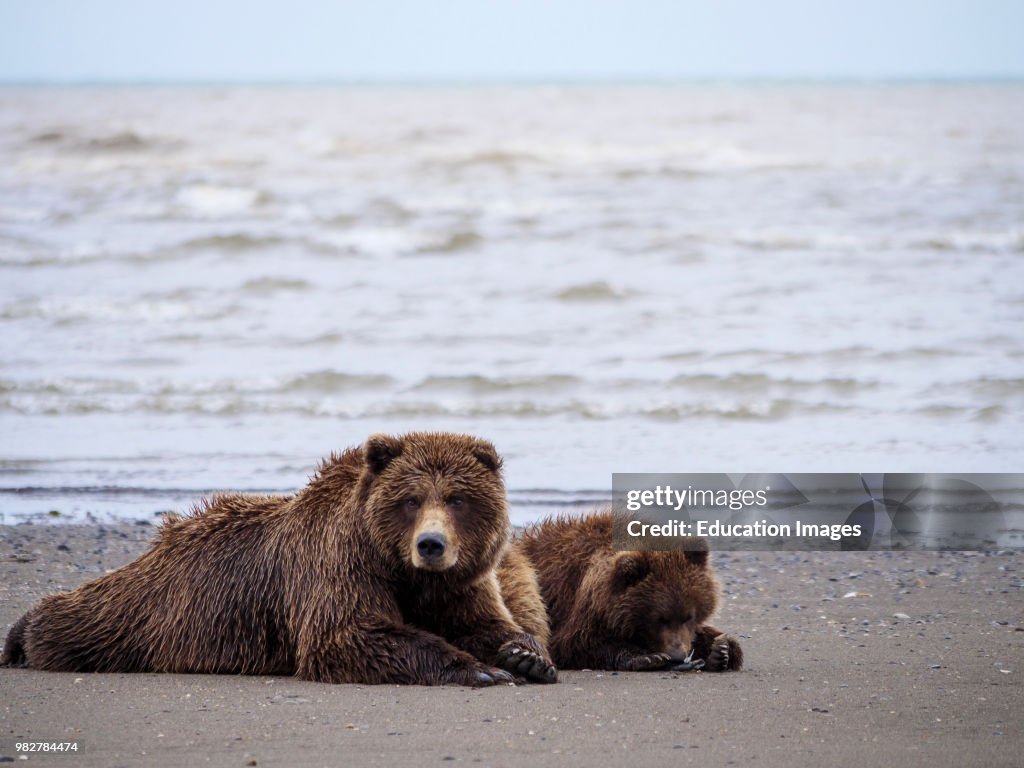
[416,532,447,561]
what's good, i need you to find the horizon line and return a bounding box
[1,74,1023,88]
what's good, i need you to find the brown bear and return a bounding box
[1,432,557,686]
[499,510,742,672]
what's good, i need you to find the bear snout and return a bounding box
[411,507,460,571]
[661,625,696,661]
[416,532,447,562]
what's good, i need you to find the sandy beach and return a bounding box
[1,522,1020,767]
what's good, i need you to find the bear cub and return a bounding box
[2,432,557,687]
[505,511,743,672]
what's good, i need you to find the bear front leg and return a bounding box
[612,647,673,671]
[550,629,669,672]
[690,625,743,671]
[297,623,515,687]
[445,574,557,683]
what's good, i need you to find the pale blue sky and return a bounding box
[1,0,1022,82]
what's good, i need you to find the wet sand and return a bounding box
[1,522,1021,767]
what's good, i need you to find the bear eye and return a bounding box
[403,498,420,512]
[447,495,466,508]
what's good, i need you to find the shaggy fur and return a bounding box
[494,540,549,648]
[500,511,743,672]
[2,432,557,686]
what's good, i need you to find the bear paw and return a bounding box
[443,663,516,687]
[667,648,705,672]
[495,642,558,683]
[704,633,743,672]
[475,667,517,686]
[617,651,672,672]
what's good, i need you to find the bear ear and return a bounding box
[365,434,403,475]
[611,552,649,592]
[472,440,503,474]
[684,538,710,568]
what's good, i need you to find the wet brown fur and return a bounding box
[1,432,555,686]
[494,540,549,648]
[500,510,743,672]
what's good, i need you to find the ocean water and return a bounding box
[1,84,1022,523]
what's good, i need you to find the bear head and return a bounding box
[582,543,720,663]
[361,432,509,579]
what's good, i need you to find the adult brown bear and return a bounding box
[2,432,557,686]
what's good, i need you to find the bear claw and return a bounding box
[495,643,558,683]
[490,667,517,684]
[470,667,516,687]
[705,634,735,672]
[619,652,672,671]
[668,648,706,672]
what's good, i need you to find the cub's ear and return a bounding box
[472,439,503,474]
[365,434,403,475]
[611,552,649,592]
[684,538,710,568]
